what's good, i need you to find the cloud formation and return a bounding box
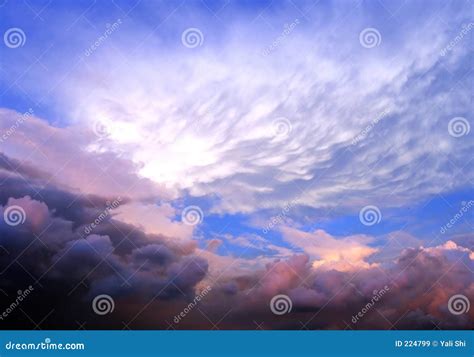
[0,0,472,330]
[2,2,472,216]
[281,227,378,271]
[0,173,472,329]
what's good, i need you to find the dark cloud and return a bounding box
[0,156,207,328]
[186,247,473,330]
[0,153,472,329]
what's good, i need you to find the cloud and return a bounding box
[0,177,472,329]
[0,160,208,327]
[281,227,378,271]
[0,108,171,201]
[1,196,50,232]
[1,2,472,216]
[424,240,474,260]
[199,240,473,329]
[115,202,194,242]
[39,6,474,216]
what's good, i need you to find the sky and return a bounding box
[0,0,473,330]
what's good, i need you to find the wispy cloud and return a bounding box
[0,0,472,330]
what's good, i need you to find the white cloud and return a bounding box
[115,202,194,241]
[2,3,472,215]
[0,108,170,201]
[280,227,378,271]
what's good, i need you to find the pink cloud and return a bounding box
[0,108,170,201]
[280,227,378,271]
